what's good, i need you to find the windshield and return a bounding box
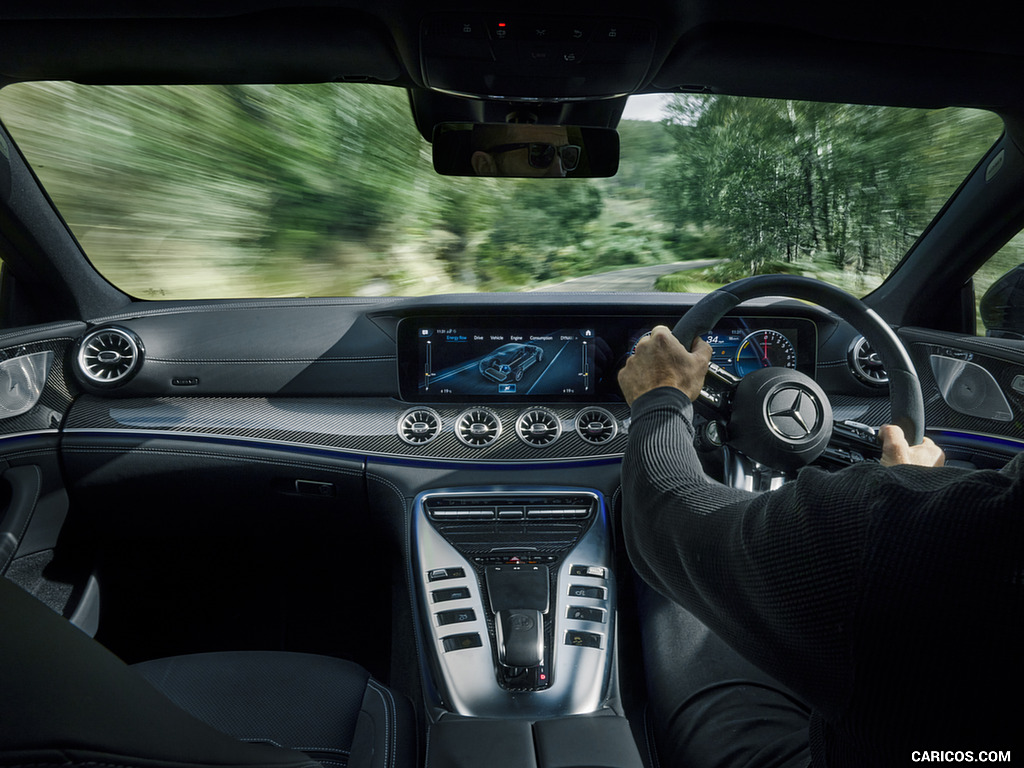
[0,83,1003,299]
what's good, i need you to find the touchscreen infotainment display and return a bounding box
[405,322,597,399]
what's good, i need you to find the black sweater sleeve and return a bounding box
[622,386,1024,763]
[621,386,871,716]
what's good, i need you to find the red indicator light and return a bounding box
[498,22,506,27]
[539,673,547,681]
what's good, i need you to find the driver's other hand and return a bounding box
[618,326,712,406]
[878,424,945,468]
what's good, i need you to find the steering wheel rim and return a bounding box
[673,274,925,447]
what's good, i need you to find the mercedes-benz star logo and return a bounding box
[767,387,820,439]
[510,613,535,631]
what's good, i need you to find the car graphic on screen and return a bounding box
[479,343,544,383]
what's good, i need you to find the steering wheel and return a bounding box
[672,275,924,473]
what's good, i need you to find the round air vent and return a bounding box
[76,326,143,387]
[849,336,888,386]
[575,408,618,445]
[455,408,502,448]
[515,408,562,448]
[398,407,442,445]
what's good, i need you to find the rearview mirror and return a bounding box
[432,123,619,178]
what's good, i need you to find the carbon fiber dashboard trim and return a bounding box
[830,394,892,427]
[64,396,631,463]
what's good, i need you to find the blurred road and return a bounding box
[531,259,723,292]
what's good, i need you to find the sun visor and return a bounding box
[0,11,402,85]
[654,25,1024,110]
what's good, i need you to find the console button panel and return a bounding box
[565,630,603,649]
[413,487,614,718]
[442,633,484,652]
[432,586,472,603]
[437,608,477,626]
[428,566,466,581]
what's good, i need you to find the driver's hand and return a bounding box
[618,326,712,406]
[878,424,945,467]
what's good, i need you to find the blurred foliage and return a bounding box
[0,84,1007,300]
[655,96,1003,285]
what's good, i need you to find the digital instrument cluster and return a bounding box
[628,320,807,378]
[397,315,816,402]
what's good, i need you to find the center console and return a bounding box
[412,487,614,718]
[412,485,645,767]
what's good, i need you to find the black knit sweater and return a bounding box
[621,387,1023,766]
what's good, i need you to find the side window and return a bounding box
[975,230,1024,337]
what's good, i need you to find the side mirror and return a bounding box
[980,264,1024,339]
[432,123,619,178]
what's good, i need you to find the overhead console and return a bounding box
[420,13,657,100]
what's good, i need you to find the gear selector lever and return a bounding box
[485,565,549,668]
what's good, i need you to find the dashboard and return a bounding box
[61,299,853,467]
[57,294,1024,471]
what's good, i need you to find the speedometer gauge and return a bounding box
[629,331,652,356]
[735,329,797,376]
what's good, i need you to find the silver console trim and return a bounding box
[412,487,615,718]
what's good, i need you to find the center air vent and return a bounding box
[455,408,502,448]
[515,408,562,448]
[849,336,888,386]
[398,407,442,445]
[76,326,143,387]
[575,408,618,445]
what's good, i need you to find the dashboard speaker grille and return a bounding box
[575,407,617,445]
[398,407,442,445]
[849,336,888,385]
[515,408,562,448]
[77,327,143,386]
[455,408,502,448]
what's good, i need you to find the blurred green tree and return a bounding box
[473,179,604,287]
[656,95,1002,281]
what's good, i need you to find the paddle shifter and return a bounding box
[485,564,549,681]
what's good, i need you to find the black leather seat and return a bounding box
[0,576,417,768]
[134,651,414,768]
